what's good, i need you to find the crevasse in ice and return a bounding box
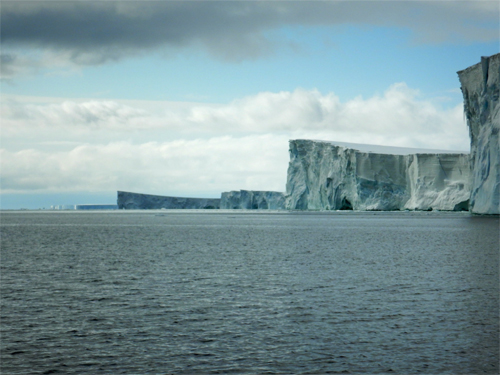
[458,53,500,215]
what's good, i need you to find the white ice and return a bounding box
[458,53,500,215]
[286,140,470,211]
[220,190,285,209]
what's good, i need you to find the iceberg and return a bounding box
[117,191,220,209]
[285,140,470,211]
[220,190,285,209]
[458,53,500,215]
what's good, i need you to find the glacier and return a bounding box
[458,53,500,215]
[285,140,470,211]
[220,190,285,209]
[117,191,220,209]
[115,54,498,214]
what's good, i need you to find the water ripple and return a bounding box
[1,211,498,374]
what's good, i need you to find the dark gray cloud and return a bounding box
[2,2,285,64]
[1,1,498,77]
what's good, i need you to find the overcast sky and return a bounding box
[1,0,499,209]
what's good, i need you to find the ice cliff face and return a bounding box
[220,190,285,209]
[117,191,220,209]
[458,53,500,215]
[286,140,470,211]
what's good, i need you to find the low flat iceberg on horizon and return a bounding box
[117,191,221,209]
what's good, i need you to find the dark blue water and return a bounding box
[1,211,498,374]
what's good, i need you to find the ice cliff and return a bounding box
[458,53,500,215]
[286,140,470,211]
[220,190,285,209]
[117,191,220,209]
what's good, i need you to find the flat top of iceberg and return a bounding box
[457,52,500,75]
[301,140,468,155]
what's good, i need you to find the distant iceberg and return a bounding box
[220,190,285,209]
[76,204,118,210]
[117,191,220,209]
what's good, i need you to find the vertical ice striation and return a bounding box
[458,53,500,214]
[286,140,470,211]
[220,190,285,209]
[405,154,470,211]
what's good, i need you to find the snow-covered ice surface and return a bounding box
[312,140,466,155]
[220,190,285,209]
[286,140,470,211]
[458,53,500,215]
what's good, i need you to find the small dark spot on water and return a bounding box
[192,352,215,357]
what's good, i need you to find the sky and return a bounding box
[1,1,499,209]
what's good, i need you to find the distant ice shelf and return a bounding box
[117,191,220,209]
[285,139,471,211]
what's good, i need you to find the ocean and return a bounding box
[1,210,498,374]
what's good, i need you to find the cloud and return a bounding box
[1,83,470,195]
[0,135,290,195]
[188,89,341,132]
[1,1,498,78]
[184,84,468,151]
[3,99,148,128]
[2,83,468,148]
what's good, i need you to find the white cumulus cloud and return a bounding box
[0,136,290,195]
[1,83,469,195]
